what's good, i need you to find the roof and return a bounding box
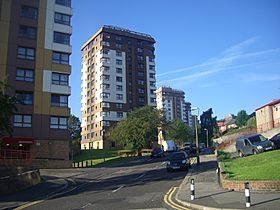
[256,98,280,111]
[81,25,155,50]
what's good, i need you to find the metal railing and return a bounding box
[0,149,31,160]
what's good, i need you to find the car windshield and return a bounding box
[249,135,267,144]
[171,153,185,159]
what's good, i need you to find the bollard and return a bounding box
[91,160,93,166]
[244,182,251,208]
[190,179,195,200]
[86,161,88,167]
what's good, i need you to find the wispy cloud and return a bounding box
[158,62,265,84]
[241,72,280,82]
[157,36,260,77]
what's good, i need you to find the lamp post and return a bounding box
[204,128,209,148]
[191,107,200,164]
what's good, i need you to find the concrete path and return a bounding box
[176,155,280,210]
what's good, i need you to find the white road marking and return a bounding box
[135,173,146,180]
[81,203,92,209]
[112,185,124,193]
[161,161,166,165]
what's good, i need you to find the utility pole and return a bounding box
[204,128,209,148]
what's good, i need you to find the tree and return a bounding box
[68,114,81,156]
[246,116,256,128]
[167,119,193,146]
[0,81,17,138]
[200,108,218,146]
[109,106,166,152]
[236,110,249,127]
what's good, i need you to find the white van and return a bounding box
[162,140,177,152]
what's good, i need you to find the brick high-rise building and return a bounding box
[80,26,156,150]
[0,0,72,168]
[156,87,191,126]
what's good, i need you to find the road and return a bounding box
[2,156,189,210]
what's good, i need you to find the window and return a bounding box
[101,121,110,126]
[116,43,122,49]
[100,83,110,89]
[149,65,155,70]
[150,97,156,103]
[21,5,38,20]
[54,12,71,25]
[138,88,144,94]
[116,68,122,74]
[138,80,144,85]
[149,57,155,62]
[100,92,110,99]
[117,112,123,118]
[19,25,37,39]
[17,47,35,60]
[52,52,70,64]
[137,71,144,77]
[52,73,69,85]
[55,0,71,7]
[14,115,32,127]
[15,92,33,105]
[137,48,143,53]
[115,36,122,41]
[116,76,122,82]
[139,97,144,103]
[100,66,110,72]
[101,75,110,81]
[150,81,156,87]
[116,94,123,100]
[50,117,68,129]
[54,32,70,45]
[116,51,122,57]
[137,55,143,61]
[101,112,110,117]
[150,89,155,94]
[101,48,109,55]
[116,85,123,91]
[101,102,110,108]
[149,73,155,79]
[101,41,110,46]
[137,63,144,69]
[116,103,123,109]
[51,94,68,107]
[16,69,34,82]
[101,57,110,63]
[116,59,122,65]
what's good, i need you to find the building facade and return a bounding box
[0,0,72,168]
[80,26,156,150]
[256,99,280,133]
[156,87,191,125]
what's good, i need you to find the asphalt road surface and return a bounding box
[4,156,189,210]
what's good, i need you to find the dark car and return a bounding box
[151,148,164,158]
[269,133,280,149]
[166,151,190,172]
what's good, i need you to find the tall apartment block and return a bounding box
[156,87,192,126]
[0,0,72,168]
[81,26,156,150]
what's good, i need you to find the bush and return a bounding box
[217,150,231,161]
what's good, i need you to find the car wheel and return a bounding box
[238,151,243,157]
[253,149,257,155]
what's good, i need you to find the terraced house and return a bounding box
[0,0,72,168]
[81,26,156,149]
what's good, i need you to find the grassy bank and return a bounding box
[222,150,280,180]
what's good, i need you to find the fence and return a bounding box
[0,149,31,159]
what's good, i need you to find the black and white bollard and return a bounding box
[190,179,195,200]
[244,182,251,208]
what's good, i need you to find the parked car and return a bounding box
[166,151,190,172]
[236,134,274,157]
[151,148,164,158]
[269,133,280,149]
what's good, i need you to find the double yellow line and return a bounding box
[164,187,189,210]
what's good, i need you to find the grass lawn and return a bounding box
[72,149,150,167]
[222,150,280,180]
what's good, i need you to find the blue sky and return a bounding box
[70,0,280,119]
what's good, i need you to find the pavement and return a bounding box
[175,154,280,210]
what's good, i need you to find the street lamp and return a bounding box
[191,107,200,164]
[204,128,209,148]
